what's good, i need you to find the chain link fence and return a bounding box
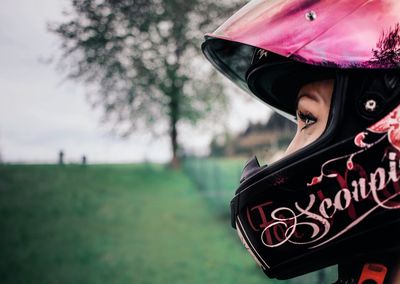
[182,156,337,284]
[182,157,244,217]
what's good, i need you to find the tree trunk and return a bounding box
[169,92,180,169]
[168,59,182,169]
[170,115,180,168]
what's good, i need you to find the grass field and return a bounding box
[0,163,338,284]
[0,163,278,284]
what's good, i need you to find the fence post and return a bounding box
[58,150,64,165]
[81,155,87,166]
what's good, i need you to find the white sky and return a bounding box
[0,0,269,164]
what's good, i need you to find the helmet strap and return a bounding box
[335,254,400,284]
[357,263,388,284]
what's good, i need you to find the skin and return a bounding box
[285,79,334,156]
[392,260,400,283]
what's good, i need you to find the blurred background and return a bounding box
[0,0,336,283]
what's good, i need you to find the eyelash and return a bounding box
[297,111,317,130]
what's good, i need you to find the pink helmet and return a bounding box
[203,0,400,282]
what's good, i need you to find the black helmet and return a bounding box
[202,0,400,281]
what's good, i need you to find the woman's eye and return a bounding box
[297,111,317,130]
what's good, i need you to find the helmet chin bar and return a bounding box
[231,125,400,279]
[230,72,400,280]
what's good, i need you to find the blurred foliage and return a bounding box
[49,0,245,164]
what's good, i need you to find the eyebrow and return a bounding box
[296,92,320,108]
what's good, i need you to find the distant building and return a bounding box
[210,113,296,160]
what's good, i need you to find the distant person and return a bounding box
[81,155,87,166]
[202,0,400,283]
[58,150,64,165]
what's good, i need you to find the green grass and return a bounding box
[0,164,276,284]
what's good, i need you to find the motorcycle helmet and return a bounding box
[202,0,400,281]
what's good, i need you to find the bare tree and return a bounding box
[49,0,244,166]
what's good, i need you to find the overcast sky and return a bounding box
[0,0,269,164]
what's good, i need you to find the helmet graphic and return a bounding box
[202,0,400,281]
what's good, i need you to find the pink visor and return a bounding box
[202,0,400,94]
